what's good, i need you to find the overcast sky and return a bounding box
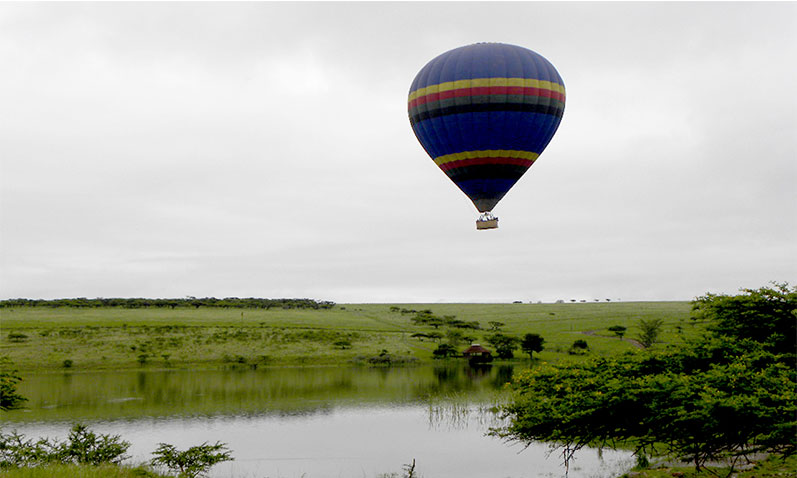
[1,2,795,303]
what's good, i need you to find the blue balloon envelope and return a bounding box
[408,43,566,228]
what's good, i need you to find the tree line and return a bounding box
[0,297,336,310]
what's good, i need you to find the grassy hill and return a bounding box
[0,302,696,371]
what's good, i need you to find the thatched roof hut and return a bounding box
[463,344,491,357]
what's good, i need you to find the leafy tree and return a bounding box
[486,333,520,359]
[496,284,797,472]
[445,329,464,346]
[488,321,505,331]
[692,282,796,355]
[637,318,663,348]
[431,343,458,359]
[427,331,443,343]
[607,325,627,339]
[520,333,544,360]
[0,356,27,411]
[497,339,796,471]
[151,442,233,478]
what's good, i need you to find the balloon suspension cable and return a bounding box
[476,212,499,230]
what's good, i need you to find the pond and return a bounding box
[3,365,633,478]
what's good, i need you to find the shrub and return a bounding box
[0,424,130,467]
[0,357,27,411]
[151,442,232,478]
[637,318,663,348]
[7,333,28,343]
[60,424,130,465]
[62,359,73,368]
[568,339,589,355]
[333,340,352,349]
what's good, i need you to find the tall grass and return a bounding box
[0,463,168,478]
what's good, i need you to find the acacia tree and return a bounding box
[607,325,627,339]
[495,284,797,473]
[432,343,458,358]
[486,333,520,359]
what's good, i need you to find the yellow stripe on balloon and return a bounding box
[433,150,540,166]
[408,78,565,102]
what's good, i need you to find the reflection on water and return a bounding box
[3,365,634,478]
[5,364,515,423]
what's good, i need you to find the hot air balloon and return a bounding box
[408,43,566,229]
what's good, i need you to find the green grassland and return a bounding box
[0,464,168,478]
[625,453,797,478]
[0,302,696,372]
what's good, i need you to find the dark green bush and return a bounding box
[0,424,130,468]
[7,333,28,343]
[150,441,232,478]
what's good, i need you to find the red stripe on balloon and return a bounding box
[409,86,565,109]
[439,157,534,172]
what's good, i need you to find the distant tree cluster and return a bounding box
[0,297,336,310]
[409,310,481,330]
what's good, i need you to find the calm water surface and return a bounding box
[3,365,633,478]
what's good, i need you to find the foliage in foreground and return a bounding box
[0,424,129,468]
[0,463,168,477]
[0,425,232,478]
[619,453,797,478]
[150,442,232,478]
[0,357,27,412]
[496,283,797,472]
